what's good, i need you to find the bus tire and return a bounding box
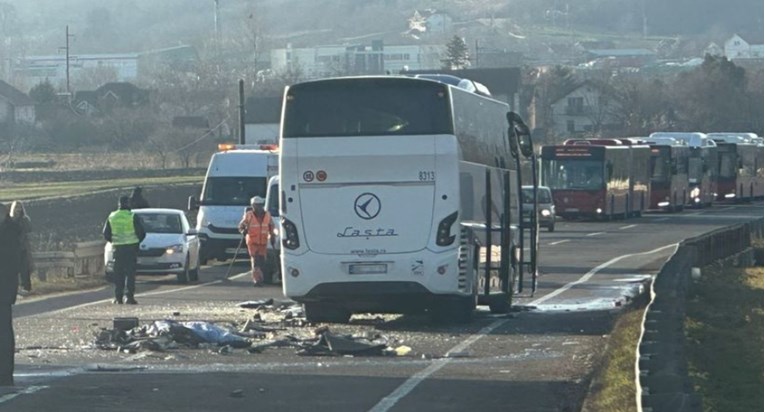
[489,296,512,314]
[304,303,351,324]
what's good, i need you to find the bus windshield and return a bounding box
[282,78,452,138]
[201,177,267,206]
[719,153,737,178]
[543,159,604,190]
[650,156,670,182]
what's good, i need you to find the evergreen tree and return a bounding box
[442,35,470,70]
[29,79,57,104]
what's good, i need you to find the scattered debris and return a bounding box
[230,389,244,398]
[238,299,274,309]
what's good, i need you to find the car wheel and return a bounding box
[177,255,190,284]
[189,256,200,282]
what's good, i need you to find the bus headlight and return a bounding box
[436,211,459,246]
[281,218,300,250]
[690,187,701,199]
[540,209,551,217]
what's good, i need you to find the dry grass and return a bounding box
[685,265,763,412]
[0,175,202,202]
[581,307,644,412]
[3,151,211,171]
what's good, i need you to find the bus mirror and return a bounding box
[518,134,534,159]
[506,111,533,159]
[508,128,520,159]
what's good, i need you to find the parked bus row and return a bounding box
[540,132,763,221]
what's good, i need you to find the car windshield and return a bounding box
[138,213,183,234]
[522,188,552,204]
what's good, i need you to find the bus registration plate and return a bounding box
[349,263,387,275]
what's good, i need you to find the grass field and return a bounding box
[0,175,203,202]
[685,264,763,412]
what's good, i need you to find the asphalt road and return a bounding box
[2,202,762,412]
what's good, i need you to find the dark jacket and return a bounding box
[102,210,147,245]
[129,190,150,209]
[0,218,24,305]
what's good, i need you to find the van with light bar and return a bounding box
[187,144,279,275]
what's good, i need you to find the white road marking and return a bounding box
[369,242,679,412]
[653,218,669,222]
[549,240,570,246]
[34,271,251,318]
[0,385,49,404]
[530,243,678,306]
[619,224,638,230]
[586,232,605,237]
[368,320,506,412]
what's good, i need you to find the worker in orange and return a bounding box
[238,196,275,286]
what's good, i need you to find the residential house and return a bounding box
[73,82,150,115]
[724,34,764,60]
[549,81,622,136]
[0,79,36,129]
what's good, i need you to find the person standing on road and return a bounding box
[238,196,275,286]
[0,202,24,386]
[129,186,150,209]
[10,201,33,293]
[103,196,146,304]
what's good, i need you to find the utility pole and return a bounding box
[238,79,245,144]
[214,0,221,57]
[59,25,74,100]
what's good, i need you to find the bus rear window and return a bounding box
[282,78,453,138]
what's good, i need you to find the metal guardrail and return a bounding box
[32,240,105,280]
[637,219,762,412]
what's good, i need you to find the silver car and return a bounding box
[522,186,556,232]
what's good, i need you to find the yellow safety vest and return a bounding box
[108,210,140,245]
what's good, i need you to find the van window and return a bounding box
[201,177,266,206]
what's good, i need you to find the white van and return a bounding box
[188,144,278,269]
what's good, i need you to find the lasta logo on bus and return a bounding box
[337,227,399,238]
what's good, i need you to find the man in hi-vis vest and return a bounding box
[103,196,146,304]
[238,196,275,286]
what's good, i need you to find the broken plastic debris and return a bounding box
[393,346,412,356]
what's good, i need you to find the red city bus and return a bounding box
[648,133,717,207]
[644,138,691,211]
[708,134,763,201]
[540,139,650,220]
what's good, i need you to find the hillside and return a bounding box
[1,0,761,56]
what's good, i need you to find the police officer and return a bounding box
[238,196,275,286]
[103,196,146,304]
[0,202,24,386]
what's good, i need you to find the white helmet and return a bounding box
[250,196,265,205]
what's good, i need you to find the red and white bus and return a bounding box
[643,137,691,211]
[540,139,650,220]
[707,133,764,201]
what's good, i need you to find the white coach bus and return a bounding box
[279,75,528,323]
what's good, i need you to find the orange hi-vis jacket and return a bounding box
[241,210,272,247]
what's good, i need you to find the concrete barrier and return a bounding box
[32,241,105,281]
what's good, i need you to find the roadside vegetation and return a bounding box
[0,175,202,201]
[685,263,764,412]
[581,306,644,412]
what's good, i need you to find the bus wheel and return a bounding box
[488,295,512,314]
[304,303,351,324]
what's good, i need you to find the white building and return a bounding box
[270,43,445,78]
[724,34,764,60]
[549,81,622,136]
[10,53,139,91]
